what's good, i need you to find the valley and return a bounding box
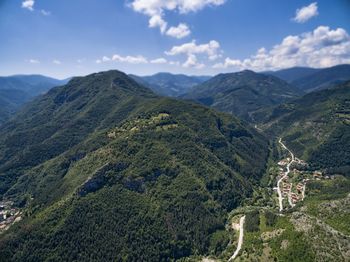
[2,1,350,261]
[0,69,348,261]
[275,138,308,211]
[201,137,349,261]
[1,117,347,261]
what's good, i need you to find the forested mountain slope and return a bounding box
[184,70,299,122]
[0,70,269,261]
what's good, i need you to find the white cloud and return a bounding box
[166,23,190,39]
[149,15,168,34]
[213,57,241,69]
[130,0,226,16]
[96,54,148,64]
[28,59,40,64]
[179,0,226,13]
[102,56,111,62]
[53,60,61,65]
[182,54,205,69]
[22,0,34,11]
[112,54,148,64]
[213,26,350,71]
[129,0,226,37]
[293,2,318,23]
[166,40,221,58]
[166,40,221,69]
[22,1,51,15]
[41,9,51,16]
[150,58,168,64]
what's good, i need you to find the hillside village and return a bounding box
[276,144,325,202]
[0,201,21,232]
[107,113,178,139]
[276,156,331,209]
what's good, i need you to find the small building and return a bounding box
[282,189,289,197]
[296,183,304,192]
[278,159,288,166]
[313,171,322,178]
[291,193,299,203]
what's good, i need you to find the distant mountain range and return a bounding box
[130,72,210,97]
[129,64,350,102]
[0,74,68,94]
[2,64,349,126]
[0,75,69,124]
[266,64,350,92]
[183,70,299,122]
[0,89,30,125]
[264,67,321,83]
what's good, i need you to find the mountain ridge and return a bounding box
[264,67,321,83]
[265,64,350,92]
[183,70,300,122]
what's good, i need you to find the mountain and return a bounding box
[0,89,30,124]
[0,74,68,95]
[130,72,211,97]
[265,67,321,83]
[0,70,269,261]
[184,70,300,122]
[266,64,350,92]
[0,75,69,124]
[255,81,350,173]
[291,64,350,92]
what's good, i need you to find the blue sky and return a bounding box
[0,0,349,79]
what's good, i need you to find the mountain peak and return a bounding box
[55,70,154,98]
[239,69,256,74]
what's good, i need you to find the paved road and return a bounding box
[228,215,246,261]
[277,138,296,211]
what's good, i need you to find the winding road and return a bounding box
[227,139,297,260]
[228,215,246,261]
[276,138,296,212]
[227,139,295,260]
